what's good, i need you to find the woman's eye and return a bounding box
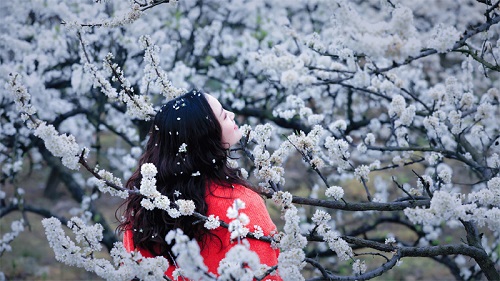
[224,112,227,119]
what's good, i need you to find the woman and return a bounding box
[118,90,280,280]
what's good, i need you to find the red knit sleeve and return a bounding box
[203,183,282,280]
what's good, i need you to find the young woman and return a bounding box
[118,90,281,280]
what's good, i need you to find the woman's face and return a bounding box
[205,94,242,148]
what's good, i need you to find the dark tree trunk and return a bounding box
[44,167,61,199]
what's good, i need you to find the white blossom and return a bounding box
[323,230,353,261]
[385,236,396,244]
[277,248,306,281]
[354,165,371,182]
[324,137,350,169]
[42,217,170,280]
[139,163,177,212]
[437,164,453,184]
[140,163,157,178]
[7,73,37,116]
[218,243,261,281]
[388,95,406,118]
[252,225,264,239]
[475,102,495,121]
[0,219,24,254]
[226,199,250,240]
[427,24,460,52]
[329,119,347,132]
[87,173,128,199]
[325,186,344,200]
[405,191,476,226]
[425,152,442,166]
[166,229,212,281]
[228,220,250,240]
[248,124,274,145]
[277,204,307,281]
[272,191,293,208]
[178,143,187,153]
[85,62,155,120]
[468,177,500,207]
[398,105,416,126]
[280,70,300,88]
[176,199,196,216]
[240,168,249,179]
[460,92,475,109]
[204,215,220,230]
[357,142,367,153]
[352,259,367,275]
[34,122,83,170]
[364,133,376,145]
[139,35,186,101]
[487,153,500,168]
[167,208,181,218]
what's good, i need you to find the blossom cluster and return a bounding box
[324,137,351,172]
[248,124,288,187]
[273,95,323,125]
[426,24,460,53]
[388,94,416,127]
[87,168,129,198]
[42,217,169,281]
[85,60,155,121]
[34,122,84,170]
[6,74,88,171]
[271,191,293,209]
[64,3,144,28]
[0,219,25,255]
[139,35,186,101]
[276,205,307,281]
[218,243,261,281]
[405,178,500,234]
[227,199,250,240]
[139,163,171,211]
[352,259,367,275]
[7,73,36,120]
[287,125,326,169]
[203,214,221,230]
[310,208,354,264]
[325,185,344,200]
[165,229,212,280]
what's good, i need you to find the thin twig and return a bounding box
[305,258,332,280]
[412,170,433,198]
[255,265,279,281]
[391,176,415,201]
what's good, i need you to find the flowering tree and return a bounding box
[1,0,500,280]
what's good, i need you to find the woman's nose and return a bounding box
[229,111,235,120]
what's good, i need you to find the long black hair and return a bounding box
[117,90,246,258]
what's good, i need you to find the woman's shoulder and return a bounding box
[205,181,277,234]
[205,182,265,212]
[206,182,258,199]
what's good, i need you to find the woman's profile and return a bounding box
[118,90,280,280]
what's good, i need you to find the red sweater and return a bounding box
[123,183,281,280]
